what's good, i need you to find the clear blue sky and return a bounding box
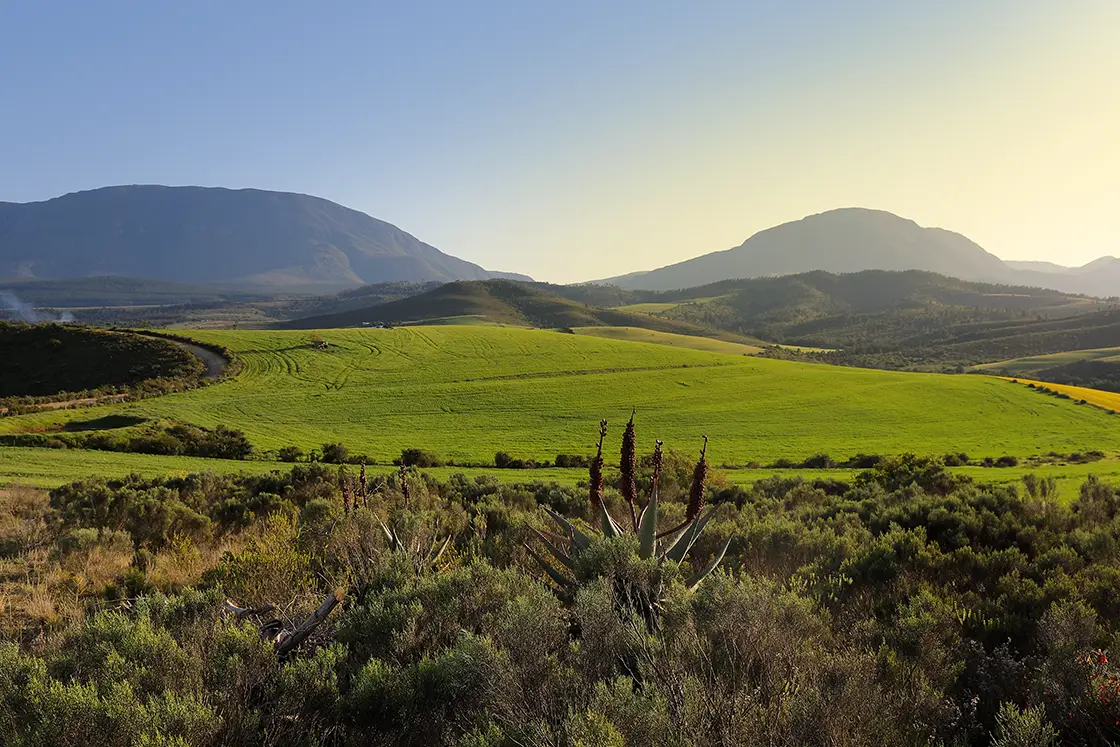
[2,1,1116,282]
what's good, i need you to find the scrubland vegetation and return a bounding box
[5,420,1120,745]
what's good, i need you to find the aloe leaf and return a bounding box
[375,515,402,552]
[531,526,575,570]
[664,507,717,564]
[543,505,592,551]
[430,536,451,566]
[600,501,623,538]
[524,543,573,588]
[638,486,659,559]
[541,505,574,538]
[687,537,731,590]
[655,524,689,560]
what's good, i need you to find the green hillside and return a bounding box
[572,326,763,355]
[974,346,1120,375]
[282,280,757,344]
[3,326,1120,466]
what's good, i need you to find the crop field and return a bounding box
[614,302,683,314]
[974,346,1120,375]
[4,326,1120,468]
[615,296,727,315]
[571,326,764,355]
[993,376,1120,412]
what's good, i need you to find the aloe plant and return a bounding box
[526,416,731,594]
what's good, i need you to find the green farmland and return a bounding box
[571,326,764,355]
[4,326,1120,467]
[973,346,1120,375]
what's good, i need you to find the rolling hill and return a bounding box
[0,185,528,287]
[611,270,1105,341]
[4,326,1120,465]
[595,208,1120,296]
[281,279,761,343]
[591,269,1120,371]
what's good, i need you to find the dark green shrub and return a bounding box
[399,448,444,467]
[554,453,590,468]
[321,442,349,464]
[278,445,304,462]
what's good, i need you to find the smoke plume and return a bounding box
[1,291,77,323]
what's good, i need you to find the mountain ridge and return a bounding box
[0,185,529,287]
[592,208,1119,297]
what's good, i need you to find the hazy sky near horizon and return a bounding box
[2,1,1117,283]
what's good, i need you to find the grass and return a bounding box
[571,326,764,355]
[974,346,1120,375]
[0,447,295,487]
[4,326,1120,468]
[991,376,1120,412]
[3,446,1117,505]
[615,296,732,315]
[0,446,590,488]
[614,302,684,314]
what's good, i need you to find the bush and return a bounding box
[554,453,589,468]
[801,453,833,469]
[995,455,1020,467]
[320,442,349,464]
[278,445,304,463]
[399,448,444,468]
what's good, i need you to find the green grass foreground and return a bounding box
[3,445,1119,504]
[3,326,1120,466]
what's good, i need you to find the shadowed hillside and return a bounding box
[0,186,529,287]
[282,279,759,343]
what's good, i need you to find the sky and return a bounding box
[1,1,1117,283]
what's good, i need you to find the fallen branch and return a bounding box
[275,589,344,655]
[222,599,276,620]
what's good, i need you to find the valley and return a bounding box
[4,325,1120,470]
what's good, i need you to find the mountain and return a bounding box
[1004,260,1077,274]
[0,185,529,287]
[594,208,1120,297]
[1006,257,1120,276]
[283,279,756,343]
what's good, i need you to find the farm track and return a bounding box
[129,332,230,380]
[171,340,228,379]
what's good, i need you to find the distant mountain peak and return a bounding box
[0,185,530,287]
[591,208,1119,297]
